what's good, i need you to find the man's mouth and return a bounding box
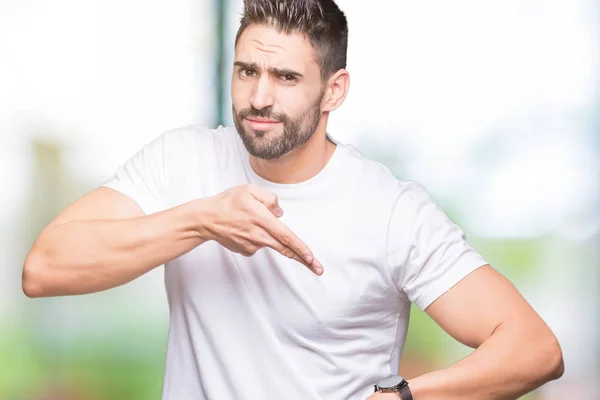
[245,118,282,131]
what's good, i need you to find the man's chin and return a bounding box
[244,138,291,160]
[247,128,268,139]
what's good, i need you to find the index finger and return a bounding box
[262,217,323,275]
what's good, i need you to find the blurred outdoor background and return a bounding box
[1,0,598,399]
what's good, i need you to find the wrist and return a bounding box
[180,197,215,242]
[374,376,412,400]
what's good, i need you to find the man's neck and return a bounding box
[249,126,337,185]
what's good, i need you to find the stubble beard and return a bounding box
[233,95,323,160]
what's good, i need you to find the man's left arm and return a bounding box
[371,264,564,399]
[373,183,564,399]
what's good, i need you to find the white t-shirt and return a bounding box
[102,125,487,400]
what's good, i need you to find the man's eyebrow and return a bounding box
[234,61,259,70]
[233,61,304,78]
[270,67,303,78]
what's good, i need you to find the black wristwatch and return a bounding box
[374,376,412,400]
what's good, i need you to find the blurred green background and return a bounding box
[1,0,598,399]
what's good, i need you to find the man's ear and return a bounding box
[321,69,350,112]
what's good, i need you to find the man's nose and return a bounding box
[249,76,275,110]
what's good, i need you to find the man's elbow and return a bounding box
[22,249,50,298]
[535,333,565,383]
[22,277,43,298]
[22,268,43,298]
[544,341,565,381]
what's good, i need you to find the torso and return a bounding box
[160,126,411,400]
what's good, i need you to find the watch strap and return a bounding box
[398,383,413,400]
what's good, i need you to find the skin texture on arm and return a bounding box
[22,187,210,297]
[368,265,564,400]
[22,184,322,298]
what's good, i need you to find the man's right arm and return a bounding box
[22,187,211,297]
[22,184,322,298]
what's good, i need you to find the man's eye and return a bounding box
[280,74,297,82]
[241,69,256,77]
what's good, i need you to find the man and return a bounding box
[22,0,564,398]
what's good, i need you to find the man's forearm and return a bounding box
[407,323,564,399]
[22,198,211,297]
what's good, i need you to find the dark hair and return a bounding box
[235,0,348,81]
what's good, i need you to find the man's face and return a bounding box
[232,24,326,160]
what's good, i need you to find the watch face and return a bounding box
[377,375,406,389]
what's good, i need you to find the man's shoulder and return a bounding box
[334,141,415,196]
[151,125,241,168]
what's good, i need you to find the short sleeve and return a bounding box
[101,133,167,215]
[386,183,487,310]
